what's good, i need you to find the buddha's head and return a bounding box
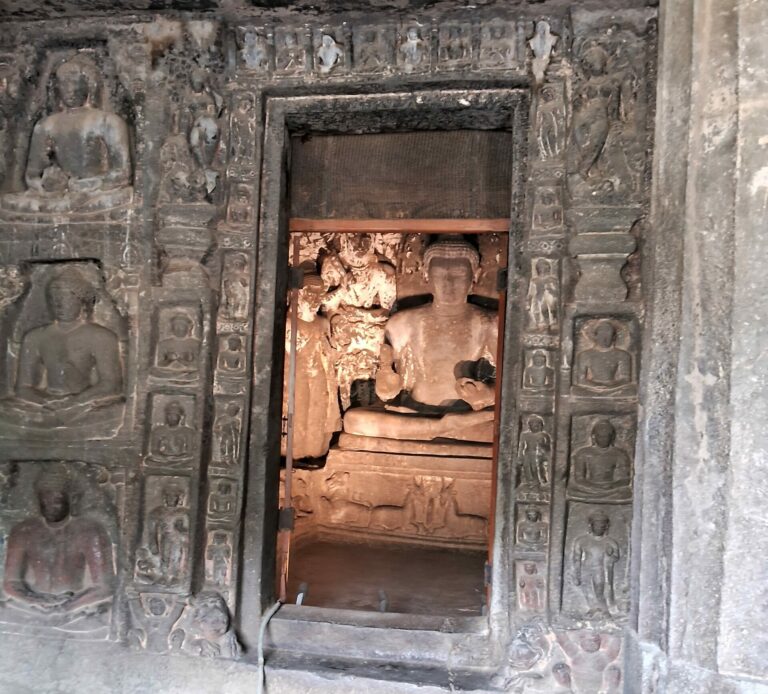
[523,561,537,575]
[591,419,616,448]
[170,314,193,339]
[46,267,96,323]
[164,400,186,427]
[423,236,480,306]
[525,507,541,523]
[531,351,547,367]
[593,320,617,348]
[55,55,100,109]
[528,415,545,433]
[163,484,185,508]
[581,43,609,77]
[35,468,71,524]
[225,403,241,418]
[227,335,242,352]
[588,511,610,538]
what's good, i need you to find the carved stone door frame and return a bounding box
[239,88,528,664]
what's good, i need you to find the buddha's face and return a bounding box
[165,404,184,427]
[525,508,540,522]
[39,488,70,524]
[427,257,473,306]
[532,353,546,367]
[149,598,166,616]
[528,417,544,433]
[594,322,616,347]
[56,67,89,108]
[170,316,191,338]
[589,517,609,537]
[592,421,615,448]
[48,283,84,322]
[523,562,537,575]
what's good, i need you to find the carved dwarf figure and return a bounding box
[518,562,546,611]
[16,267,123,414]
[150,401,196,462]
[517,506,549,549]
[527,258,558,331]
[518,415,551,490]
[3,468,114,624]
[145,484,189,587]
[344,236,497,443]
[570,419,632,501]
[214,403,242,466]
[282,270,341,459]
[523,350,555,390]
[574,321,631,391]
[23,54,131,196]
[157,314,199,371]
[127,594,184,653]
[173,592,241,659]
[555,631,621,694]
[316,34,343,74]
[571,513,621,617]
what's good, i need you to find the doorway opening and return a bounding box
[275,129,514,618]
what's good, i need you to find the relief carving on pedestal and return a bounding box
[127,593,185,652]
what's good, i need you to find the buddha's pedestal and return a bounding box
[309,435,493,550]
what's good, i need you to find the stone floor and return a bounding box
[286,539,487,616]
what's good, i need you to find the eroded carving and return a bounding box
[127,593,185,652]
[171,592,241,659]
[438,23,472,69]
[522,349,555,391]
[205,531,234,589]
[217,334,246,373]
[516,415,551,498]
[398,26,429,74]
[275,28,306,75]
[529,21,557,85]
[5,264,125,426]
[535,84,566,162]
[155,309,201,376]
[212,403,242,468]
[4,53,132,214]
[315,33,344,75]
[135,476,190,589]
[238,28,270,73]
[573,319,634,394]
[479,20,517,70]
[568,418,632,502]
[1,464,116,633]
[221,252,250,321]
[516,505,549,550]
[353,26,392,73]
[517,560,546,611]
[207,478,237,523]
[147,396,196,467]
[555,631,622,693]
[526,258,558,332]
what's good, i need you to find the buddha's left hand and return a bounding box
[455,378,495,410]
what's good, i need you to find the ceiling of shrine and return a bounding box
[0,0,657,21]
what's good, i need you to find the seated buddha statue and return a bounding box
[4,53,131,212]
[343,236,498,443]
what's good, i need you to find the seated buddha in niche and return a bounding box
[15,267,123,416]
[6,54,131,210]
[343,236,497,443]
